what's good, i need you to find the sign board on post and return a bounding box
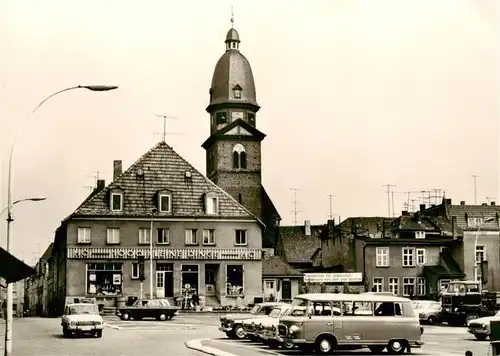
[303,273,363,283]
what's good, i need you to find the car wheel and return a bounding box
[474,333,488,341]
[233,325,246,339]
[95,330,102,338]
[368,345,386,353]
[315,335,336,354]
[387,339,407,355]
[121,312,130,321]
[282,340,295,349]
[158,313,167,321]
[428,315,436,325]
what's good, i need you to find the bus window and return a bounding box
[374,302,403,316]
[344,301,373,316]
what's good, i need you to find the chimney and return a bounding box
[491,201,496,206]
[402,211,409,216]
[113,160,122,181]
[482,203,488,206]
[452,216,457,238]
[327,219,335,239]
[419,204,426,214]
[96,179,105,192]
[305,220,311,236]
[445,199,452,205]
[460,201,465,205]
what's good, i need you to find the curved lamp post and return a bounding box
[0,197,46,217]
[4,85,118,356]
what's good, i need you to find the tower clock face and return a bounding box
[231,111,244,121]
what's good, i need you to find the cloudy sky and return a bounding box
[0,0,498,263]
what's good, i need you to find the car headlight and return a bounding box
[272,325,276,331]
[482,323,487,328]
[454,308,459,312]
[289,325,300,334]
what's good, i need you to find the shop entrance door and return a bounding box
[282,280,292,300]
[205,264,219,296]
[156,263,174,298]
[181,265,199,294]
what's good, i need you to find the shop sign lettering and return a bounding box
[67,247,261,260]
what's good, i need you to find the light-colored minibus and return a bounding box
[278,293,424,354]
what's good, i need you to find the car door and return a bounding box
[147,300,160,318]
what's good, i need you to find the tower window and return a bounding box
[216,112,227,124]
[247,113,255,125]
[232,144,247,169]
[232,85,242,99]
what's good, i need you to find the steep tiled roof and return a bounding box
[40,243,54,262]
[279,225,322,264]
[262,255,302,277]
[391,215,439,231]
[448,204,500,228]
[71,142,261,221]
[336,217,394,238]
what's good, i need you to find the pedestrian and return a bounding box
[191,293,200,309]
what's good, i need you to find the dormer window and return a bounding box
[232,85,242,99]
[158,192,172,213]
[415,231,425,239]
[110,191,123,212]
[205,192,219,215]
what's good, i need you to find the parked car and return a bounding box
[242,303,290,342]
[116,298,179,321]
[250,305,296,350]
[61,303,104,338]
[414,301,442,324]
[467,310,500,340]
[219,302,284,339]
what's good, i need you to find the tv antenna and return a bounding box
[154,114,183,142]
[290,188,303,226]
[382,184,397,217]
[85,170,100,187]
[472,175,480,205]
[328,194,337,220]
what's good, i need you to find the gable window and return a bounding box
[235,230,247,246]
[415,231,425,239]
[205,192,219,215]
[106,228,120,244]
[77,227,91,244]
[157,228,170,244]
[185,229,197,245]
[416,248,427,265]
[389,277,399,296]
[402,247,415,267]
[216,111,227,124]
[376,247,389,267]
[232,143,247,169]
[138,229,150,244]
[110,192,123,212]
[232,85,242,99]
[403,277,415,297]
[158,193,172,213]
[417,277,426,296]
[203,229,216,245]
[373,277,383,292]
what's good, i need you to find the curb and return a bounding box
[185,338,237,356]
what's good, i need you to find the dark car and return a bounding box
[116,298,179,321]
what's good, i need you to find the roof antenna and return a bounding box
[230,5,234,28]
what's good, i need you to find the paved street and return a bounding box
[0,316,492,356]
[0,316,218,356]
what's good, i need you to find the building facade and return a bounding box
[320,210,465,299]
[424,198,500,291]
[1,279,24,317]
[262,253,302,302]
[201,26,281,250]
[46,142,264,314]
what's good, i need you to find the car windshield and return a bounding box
[269,308,282,318]
[447,283,480,293]
[68,304,98,315]
[250,305,260,315]
[288,298,308,316]
[158,299,171,306]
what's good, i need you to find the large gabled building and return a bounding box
[48,141,265,314]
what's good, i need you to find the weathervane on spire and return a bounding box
[230,5,234,28]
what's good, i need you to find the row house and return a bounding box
[425,198,500,292]
[45,142,265,315]
[23,243,54,316]
[320,208,465,300]
[0,279,24,317]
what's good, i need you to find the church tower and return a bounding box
[202,23,280,248]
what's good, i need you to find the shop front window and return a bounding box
[226,264,243,296]
[87,263,123,296]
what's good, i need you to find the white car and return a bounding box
[242,304,290,340]
[467,310,500,341]
[413,301,442,324]
[61,303,104,338]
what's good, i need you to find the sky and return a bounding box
[0,0,498,264]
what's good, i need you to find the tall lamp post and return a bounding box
[4,85,118,356]
[149,208,157,298]
[473,217,496,287]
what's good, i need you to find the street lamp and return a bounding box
[0,197,46,217]
[4,85,117,356]
[149,208,157,299]
[473,217,496,286]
